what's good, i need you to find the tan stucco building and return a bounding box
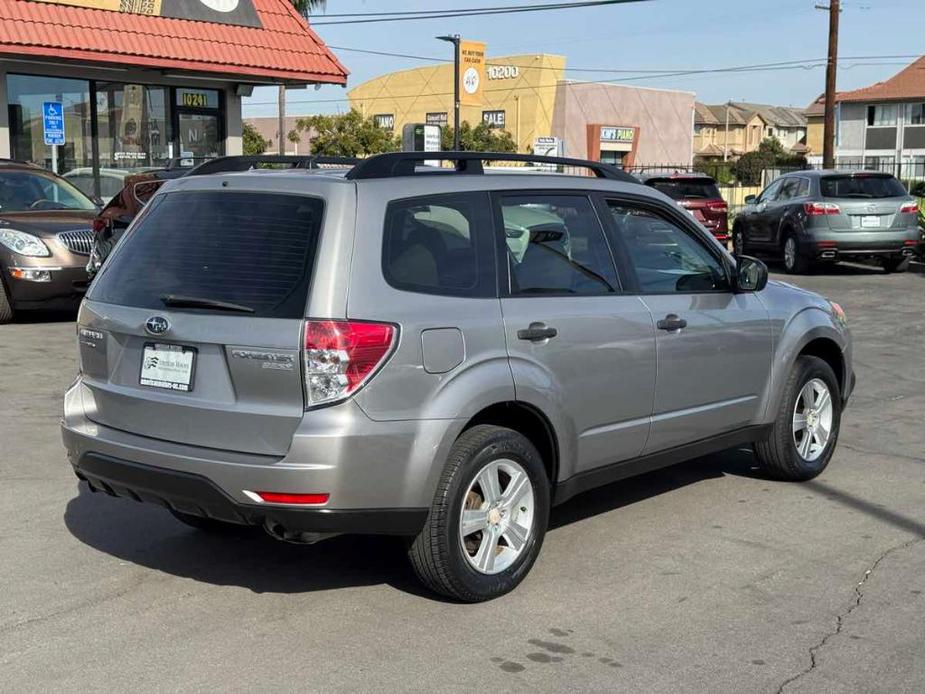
[694,102,808,160]
[347,53,695,167]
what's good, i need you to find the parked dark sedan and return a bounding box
[733,170,920,274]
[0,160,99,322]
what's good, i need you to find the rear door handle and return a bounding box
[517,322,558,342]
[656,314,687,332]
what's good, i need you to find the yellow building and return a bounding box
[348,54,565,154]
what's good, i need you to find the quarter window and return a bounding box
[500,195,619,295]
[608,204,730,294]
[383,193,494,297]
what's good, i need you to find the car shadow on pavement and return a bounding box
[64,450,758,598]
[13,308,79,324]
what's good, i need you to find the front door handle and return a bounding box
[656,314,687,332]
[517,322,558,342]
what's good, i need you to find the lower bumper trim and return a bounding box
[74,452,428,536]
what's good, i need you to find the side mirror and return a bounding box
[744,194,757,205]
[736,255,768,292]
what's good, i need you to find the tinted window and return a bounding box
[820,175,907,199]
[502,195,619,295]
[89,191,323,318]
[383,193,494,297]
[777,178,803,201]
[609,204,730,293]
[757,178,783,203]
[649,178,721,200]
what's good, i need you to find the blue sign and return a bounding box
[42,101,65,146]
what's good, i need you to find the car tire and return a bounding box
[782,233,810,274]
[882,256,910,273]
[408,424,550,602]
[0,280,13,324]
[169,509,247,533]
[754,355,841,481]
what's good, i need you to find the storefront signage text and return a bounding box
[30,0,263,28]
[600,127,635,143]
[482,110,506,128]
[487,65,520,80]
[374,114,395,130]
[459,40,486,107]
[180,92,209,108]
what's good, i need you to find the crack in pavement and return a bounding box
[776,537,925,694]
[839,443,925,465]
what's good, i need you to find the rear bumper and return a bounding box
[804,227,920,259]
[73,452,427,535]
[61,378,461,535]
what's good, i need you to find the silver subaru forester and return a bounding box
[62,152,854,601]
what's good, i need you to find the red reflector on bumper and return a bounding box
[256,492,330,505]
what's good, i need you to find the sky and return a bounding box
[242,0,925,119]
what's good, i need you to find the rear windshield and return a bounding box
[820,175,907,199]
[89,190,323,318]
[649,178,721,200]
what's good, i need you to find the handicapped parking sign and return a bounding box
[42,101,65,146]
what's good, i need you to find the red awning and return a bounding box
[0,0,348,85]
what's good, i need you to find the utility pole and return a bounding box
[723,101,731,162]
[277,84,286,155]
[437,34,461,151]
[816,0,840,169]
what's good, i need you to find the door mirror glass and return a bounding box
[736,255,768,292]
[744,194,757,205]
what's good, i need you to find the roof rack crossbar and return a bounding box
[344,151,637,183]
[185,155,361,176]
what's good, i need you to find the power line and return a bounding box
[243,56,918,107]
[310,0,650,26]
[312,1,644,18]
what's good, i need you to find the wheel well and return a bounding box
[463,402,559,485]
[799,338,845,393]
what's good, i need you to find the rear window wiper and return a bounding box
[160,294,255,314]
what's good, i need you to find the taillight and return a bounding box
[302,319,397,407]
[252,491,329,505]
[899,201,919,214]
[804,202,840,216]
[706,200,728,213]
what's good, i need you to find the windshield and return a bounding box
[820,175,907,199]
[650,178,722,200]
[0,170,97,212]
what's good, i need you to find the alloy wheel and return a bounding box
[784,237,797,270]
[459,459,535,575]
[792,378,833,462]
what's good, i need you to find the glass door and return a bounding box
[173,88,223,167]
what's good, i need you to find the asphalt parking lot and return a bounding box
[2,261,923,693]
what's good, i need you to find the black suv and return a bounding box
[0,160,99,322]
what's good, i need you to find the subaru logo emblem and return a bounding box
[145,316,170,335]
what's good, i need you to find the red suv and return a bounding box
[636,172,729,243]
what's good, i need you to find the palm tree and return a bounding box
[277,1,326,153]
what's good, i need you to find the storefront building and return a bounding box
[0,0,347,200]
[347,53,694,167]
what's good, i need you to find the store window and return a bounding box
[96,83,170,195]
[175,88,223,167]
[7,74,94,192]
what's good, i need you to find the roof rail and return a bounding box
[185,155,361,176]
[344,151,638,183]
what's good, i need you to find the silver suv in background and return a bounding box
[733,170,920,273]
[62,152,854,601]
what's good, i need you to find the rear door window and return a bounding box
[382,192,495,297]
[649,178,721,200]
[820,175,907,198]
[88,190,324,318]
[500,194,620,295]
